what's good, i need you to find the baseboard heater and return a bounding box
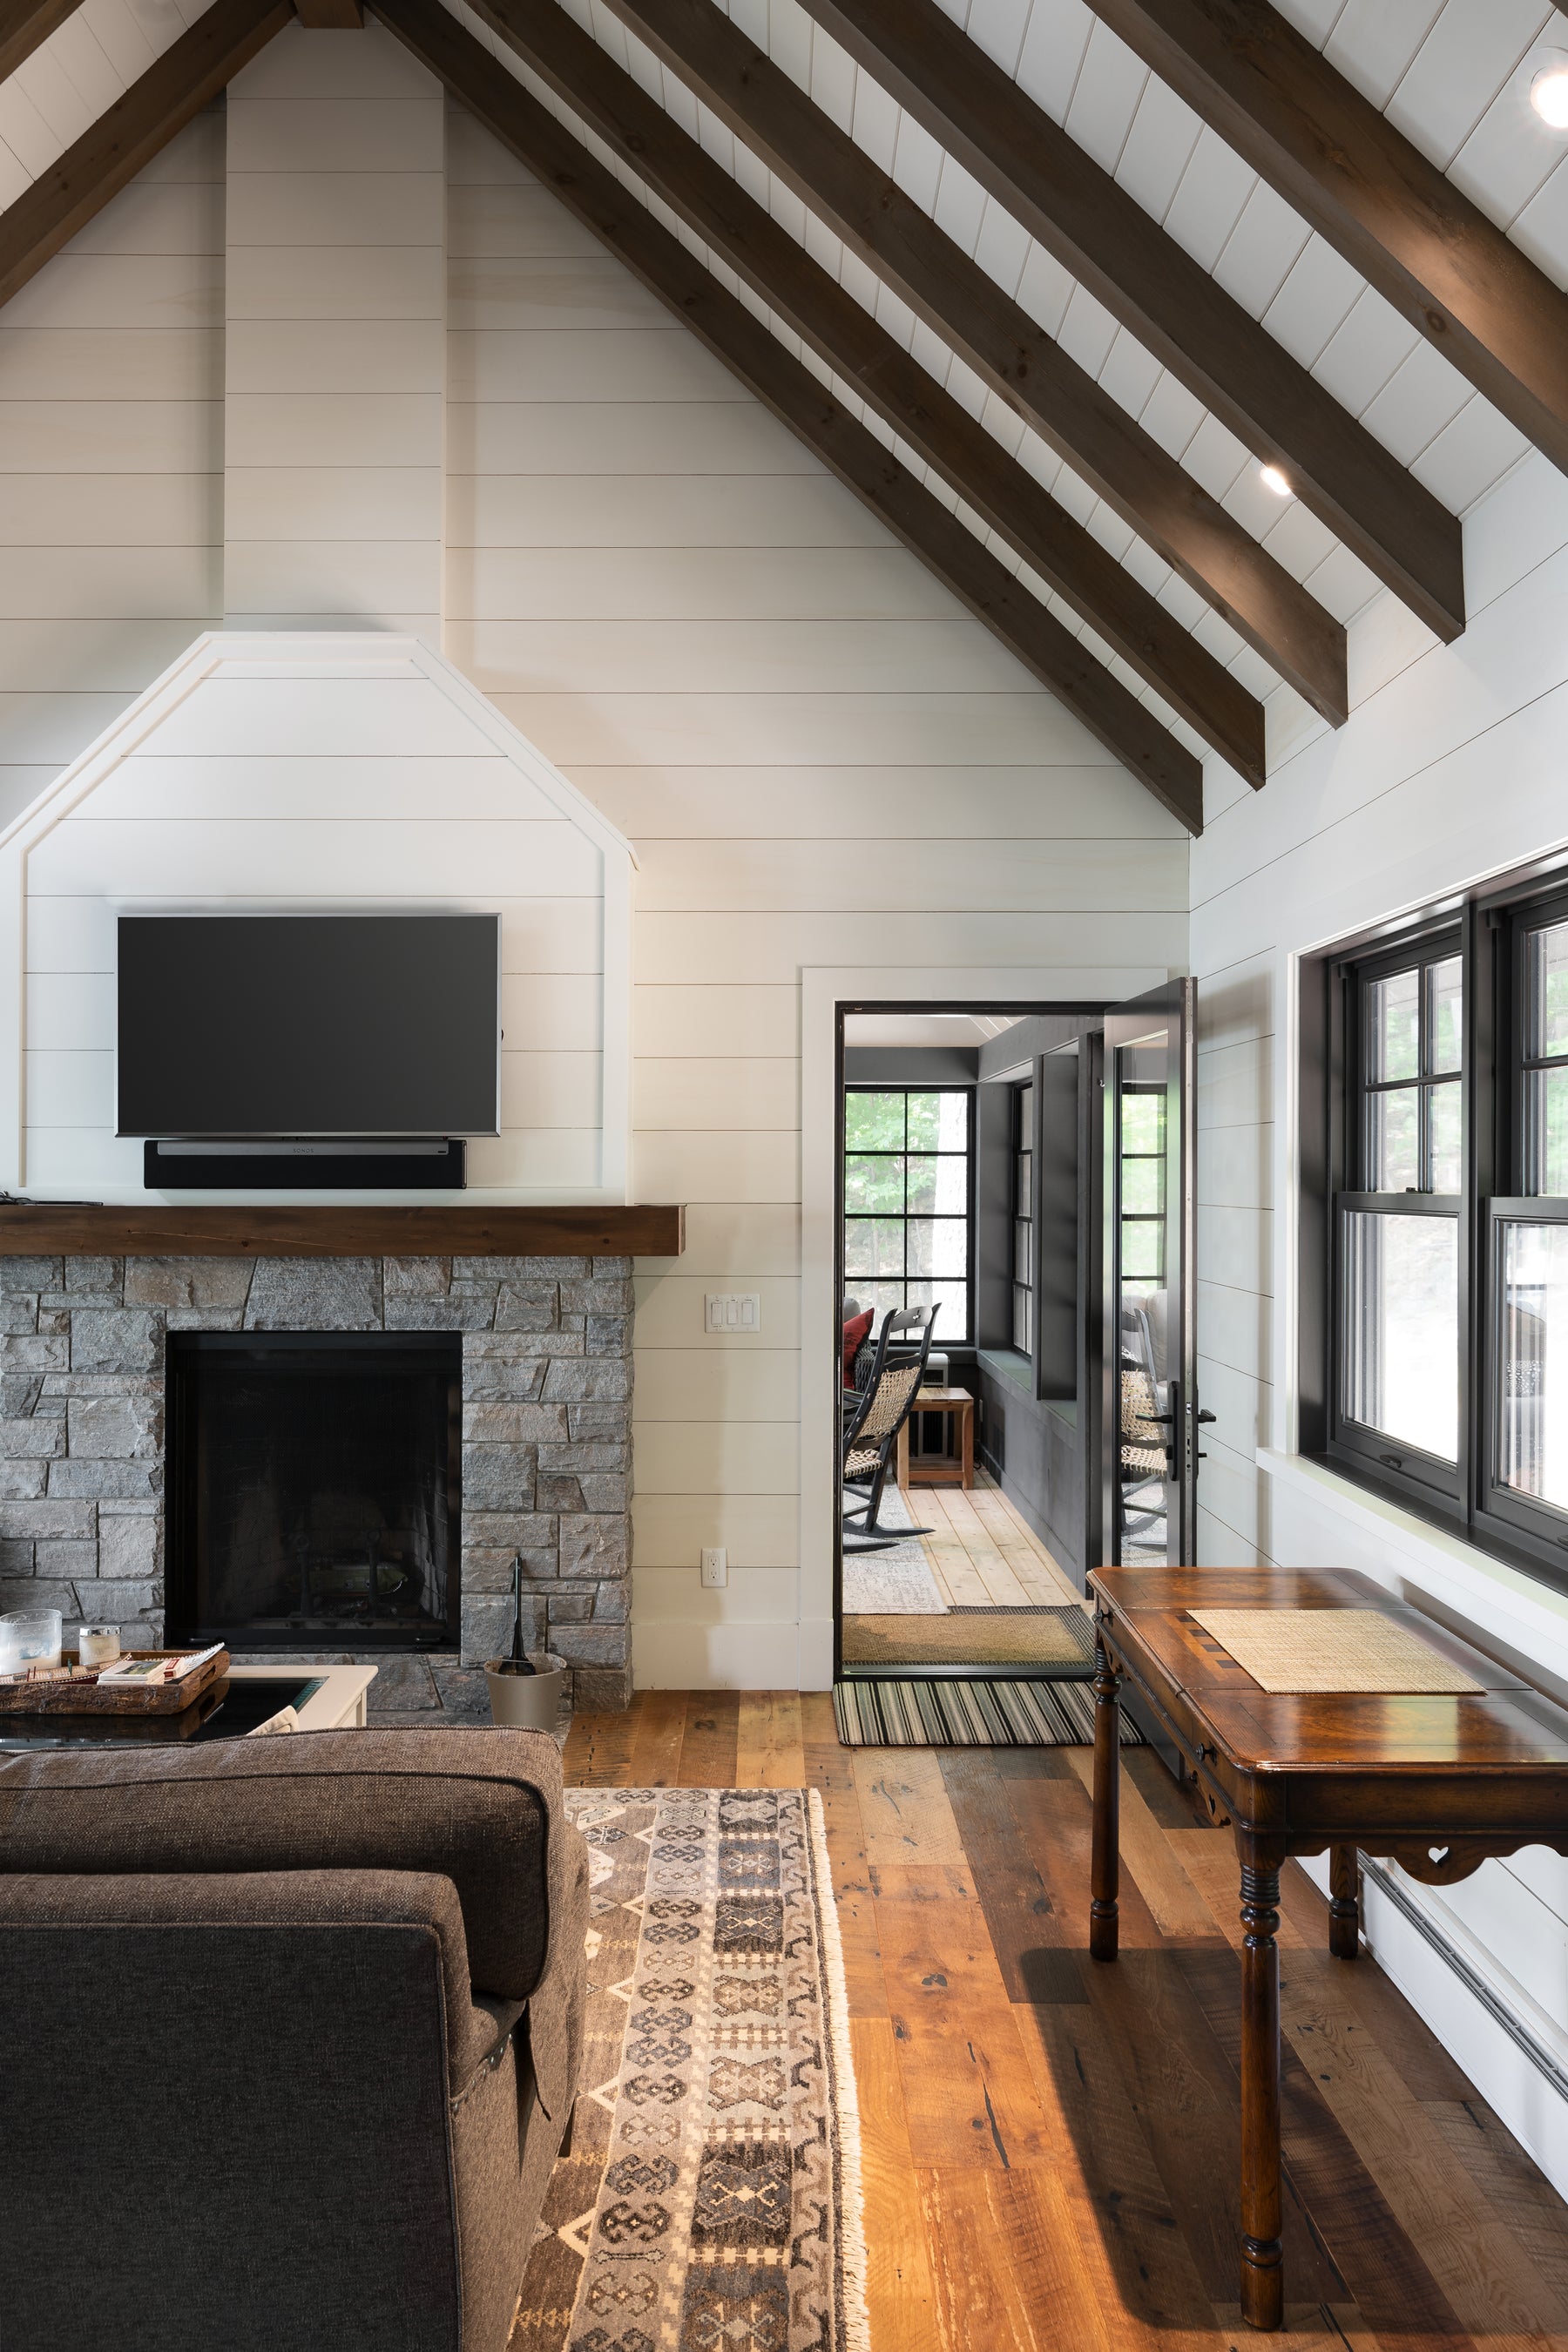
[144,1140,466,1190]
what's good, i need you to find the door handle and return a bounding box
[1197,1409,1217,1425]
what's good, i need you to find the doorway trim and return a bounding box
[800,961,1171,1689]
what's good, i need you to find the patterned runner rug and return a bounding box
[513,1786,868,2352]
[834,1676,1144,1747]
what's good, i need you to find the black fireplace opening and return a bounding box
[166,1332,462,1650]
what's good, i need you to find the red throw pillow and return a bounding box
[841,1308,873,1389]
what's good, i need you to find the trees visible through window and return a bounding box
[843,1089,971,1345]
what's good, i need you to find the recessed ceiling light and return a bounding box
[1531,54,1568,127]
[1259,463,1293,497]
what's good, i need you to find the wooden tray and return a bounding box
[0,1648,230,1716]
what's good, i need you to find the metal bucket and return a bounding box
[484,1651,568,1732]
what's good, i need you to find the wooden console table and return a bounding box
[1086,1564,1568,2333]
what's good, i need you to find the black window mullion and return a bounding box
[1308,885,1568,1595]
[1328,923,1466,1515]
[842,1085,975,1343]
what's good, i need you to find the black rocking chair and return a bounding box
[841,1305,937,1553]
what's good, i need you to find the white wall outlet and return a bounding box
[704,1293,760,1335]
[700,1546,728,1588]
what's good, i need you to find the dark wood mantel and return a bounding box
[0,1202,685,1258]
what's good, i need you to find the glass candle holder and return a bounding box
[5,1609,62,1669]
[78,1625,121,1668]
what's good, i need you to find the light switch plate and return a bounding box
[705,1293,760,1335]
[700,1546,728,1588]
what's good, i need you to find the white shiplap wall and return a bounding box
[0,104,223,828]
[3,634,628,1201]
[443,98,1189,1685]
[224,23,447,638]
[1189,443,1568,2200]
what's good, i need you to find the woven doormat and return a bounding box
[841,1604,1096,1671]
[517,1788,869,2351]
[834,1676,1142,1747]
[1190,1607,1482,1694]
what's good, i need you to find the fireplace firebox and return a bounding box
[166,1333,462,1650]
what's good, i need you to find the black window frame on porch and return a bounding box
[1300,855,1568,1596]
[841,1083,977,1348]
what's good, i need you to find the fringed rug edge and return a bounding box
[808,1786,872,2352]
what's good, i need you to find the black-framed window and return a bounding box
[1011,1079,1033,1355]
[1303,865,1568,1590]
[843,1087,973,1343]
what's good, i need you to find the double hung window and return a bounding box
[1308,869,1568,1584]
[842,1088,973,1344]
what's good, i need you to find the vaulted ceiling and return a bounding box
[2,0,1566,833]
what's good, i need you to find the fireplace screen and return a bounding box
[166,1333,461,1648]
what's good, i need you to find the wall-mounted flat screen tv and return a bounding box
[117,914,502,1138]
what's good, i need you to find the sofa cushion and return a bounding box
[0,1726,575,2001]
[0,1875,464,2352]
[0,1866,516,2085]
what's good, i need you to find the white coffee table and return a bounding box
[225,1662,376,1728]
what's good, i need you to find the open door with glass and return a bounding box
[1100,979,1203,1565]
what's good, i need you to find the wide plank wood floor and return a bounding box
[564,1689,1568,2352]
[914,1471,1081,1608]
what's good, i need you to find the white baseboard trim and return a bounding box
[1301,1851,1568,2203]
[632,1620,804,1690]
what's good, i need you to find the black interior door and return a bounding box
[1099,978,1200,1565]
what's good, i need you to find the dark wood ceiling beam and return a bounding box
[791,0,1466,643]
[0,0,80,83]
[0,0,292,313]
[1094,0,1568,481]
[458,0,1264,787]
[370,0,1204,832]
[590,0,1345,726]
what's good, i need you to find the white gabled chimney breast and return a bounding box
[0,634,632,1207]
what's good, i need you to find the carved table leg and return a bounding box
[1328,1843,1360,1959]
[1090,1633,1120,1962]
[1239,1838,1284,2331]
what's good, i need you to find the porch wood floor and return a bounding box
[911,1470,1080,1608]
[561,1690,1568,2352]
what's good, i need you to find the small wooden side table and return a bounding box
[896,1387,974,1489]
[1086,1564,1568,2332]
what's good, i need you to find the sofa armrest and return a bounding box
[524,1809,590,2121]
[0,1727,584,2001]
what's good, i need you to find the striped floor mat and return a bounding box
[833,1676,1144,1747]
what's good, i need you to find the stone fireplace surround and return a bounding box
[0,1249,635,1717]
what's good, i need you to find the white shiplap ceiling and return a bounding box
[3,0,1566,786]
[428,0,1568,777]
[0,0,201,210]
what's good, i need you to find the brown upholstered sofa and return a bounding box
[0,1727,590,2352]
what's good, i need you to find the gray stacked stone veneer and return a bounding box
[0,1252,634,1714]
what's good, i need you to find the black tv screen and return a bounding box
[117,915,501,1138]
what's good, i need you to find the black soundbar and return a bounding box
[143,1141,467,1191]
